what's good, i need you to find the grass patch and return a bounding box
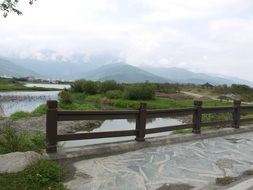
[156,183,193,190]
[171,129,192,135]
[0,159,66,190]
[243,170,253,176]
[0,78,58,91]
[0,127,45,154]
[109,98,232,109]
[8,92,233,121]
[215,176,237,186]
[10,104,47,120]
[171,126,224,135]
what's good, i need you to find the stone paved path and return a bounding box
[64,132,253,190]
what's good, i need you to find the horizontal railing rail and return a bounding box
[46,99,253,153]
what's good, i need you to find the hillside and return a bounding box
[0,58,39,78]
[82,63,171,83]
[143,67,253,86]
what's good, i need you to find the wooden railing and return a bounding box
[46,100,253,153]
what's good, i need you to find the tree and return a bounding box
[0,0,35,17]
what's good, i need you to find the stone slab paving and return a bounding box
[64,132,253,190]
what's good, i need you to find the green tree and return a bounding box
[0,0,36,17]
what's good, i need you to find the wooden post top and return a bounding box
[140,103,147,109]
[194,100,203,107]
[47,100,58,109]
[233,100,241,106]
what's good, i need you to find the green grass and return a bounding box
[8,93,233,121]
[0,78,58,91]
[10,104,47,120]
[0,159,66,190]
[109,98,232,109]
[0,127,45,154]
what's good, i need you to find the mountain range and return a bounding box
[1,57,253,86]
[0,58,39,78]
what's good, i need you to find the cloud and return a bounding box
[1,0,253,80]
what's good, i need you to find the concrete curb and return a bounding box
[44,126,253,160]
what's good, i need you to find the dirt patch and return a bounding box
[243,170,253,176]
[156,92,194,100]
[0,115,103,135]
[216,176,237,186]
[156,183,193,190]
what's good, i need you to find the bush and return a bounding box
[123,83,155,100]
[58,89,72,104]
[100,80,124,93]
[71,80,98,95]
[70,80,84,92]
[105,90,123,99]
[0,127,45,154]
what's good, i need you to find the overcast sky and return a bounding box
[1,0,253,80]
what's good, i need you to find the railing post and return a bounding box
[135,103,147,141]
[233,100,241,129]
[46,100,58,153]
[192,100,203,134]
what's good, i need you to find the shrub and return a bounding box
[100,80,124,93]
[71,80,98,95]
[124,83,155,100]
[58,89,72,104]
[0,127,45,154]
[105,90,123,99]
[70,80,85,92]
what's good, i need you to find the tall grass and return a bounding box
[0,126,45,154]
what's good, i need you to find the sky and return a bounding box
[1,0,253,80]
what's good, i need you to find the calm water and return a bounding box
[25,83,71,89]
[62,117,183,147]
[0,91,59,116]
[0,83,71,116]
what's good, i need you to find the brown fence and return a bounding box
[46,100,253,153]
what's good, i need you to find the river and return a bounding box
[62,117,183,147]
[0,83,70,116]
[0,83,184,147]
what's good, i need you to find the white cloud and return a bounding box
[1,0,253,80]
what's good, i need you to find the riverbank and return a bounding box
[0,78,61,91]
[0,116,103,135]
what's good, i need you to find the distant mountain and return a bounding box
[82,63,171,83]
[2,54,253,86]
[0,58,39,78]
[143,67,253,86]
[9,54,119,79]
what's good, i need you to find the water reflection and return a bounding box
[62,117,183,147]
[0,91,59,116]
[25,83,70,89]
